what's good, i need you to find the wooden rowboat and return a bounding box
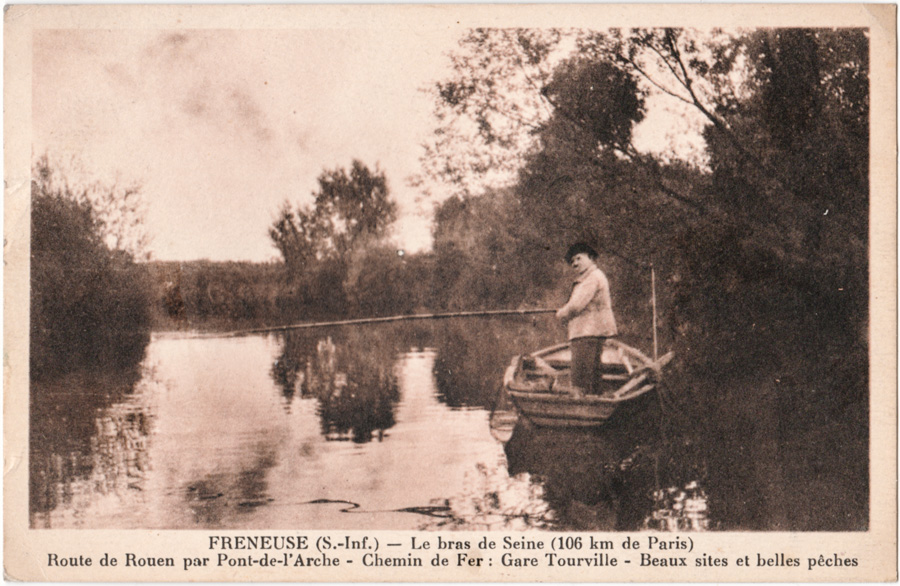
[502,339,674,428]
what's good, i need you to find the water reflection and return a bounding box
[309,338,399,443]
[480,386,710,532]
[420,462,554,531]
[270,318,558,442]
[272,331,403,442]
[29,317,690,530]
[29,316,859,531]
[32,322,544,528]
[644,481,710,531]
[504,414,663,531]
[425,386,669,532]
[183,443,279,526]
[432,318,556,408]
[30,365,156,528]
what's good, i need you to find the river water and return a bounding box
[29,316,866,531]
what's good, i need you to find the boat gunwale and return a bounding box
[506,340,671,404]
[503,340,673,427]
[507,382,657,404]
[528,338,655,365]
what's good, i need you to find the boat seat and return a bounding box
[620,352,634,374]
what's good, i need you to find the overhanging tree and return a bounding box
[422,26,868,397]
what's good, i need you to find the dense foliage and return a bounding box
[422,26,868,384]
[31,159,152,378]
[418,27,869,529]
[269,160,400,317]
[146,261,288,328]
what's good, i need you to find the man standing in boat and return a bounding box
[556,242,618,396]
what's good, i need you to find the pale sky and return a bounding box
[34,28,460,261]
[33,27,706,262]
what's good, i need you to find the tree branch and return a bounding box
[614,52,694,106]
[505,29,556,118]
[664,29,695,94]
[645,37,688,88]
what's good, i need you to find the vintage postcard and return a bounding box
[4,3,896,582]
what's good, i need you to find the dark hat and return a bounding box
[565,242,599,263]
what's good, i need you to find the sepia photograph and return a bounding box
[5,3,896,582]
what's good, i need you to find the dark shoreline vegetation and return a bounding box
[31,28,868,530]
[30,161,153,380]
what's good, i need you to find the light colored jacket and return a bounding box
[557,266,617,340]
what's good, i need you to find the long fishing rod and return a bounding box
[204,308,558,339]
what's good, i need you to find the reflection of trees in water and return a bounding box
[690,377,868,531]
[272,327,421,442]
[183,443,279,527]
[498,393,715,532]
[272,316,557,415]
[309,338,399,443]
[417,397,679,532]
[419,462,554,531]
[271,317,554,440]
[30,363,156,527]
[644,481,709,531]
[432,317,558,408]
[503,427,628,530]
[270,334,318,406]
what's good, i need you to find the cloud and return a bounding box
[103,62,137,90]
[154,32,195,61]
[175,82,276,145]
[182,85,209,117]
[227,86,274,143]
[142,32,277,145]
[34,28,454,261]
[164,32,190,48]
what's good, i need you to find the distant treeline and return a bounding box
[147,261,289,329]
[143,250,572,333]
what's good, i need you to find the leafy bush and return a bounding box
[31,162,151,379]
